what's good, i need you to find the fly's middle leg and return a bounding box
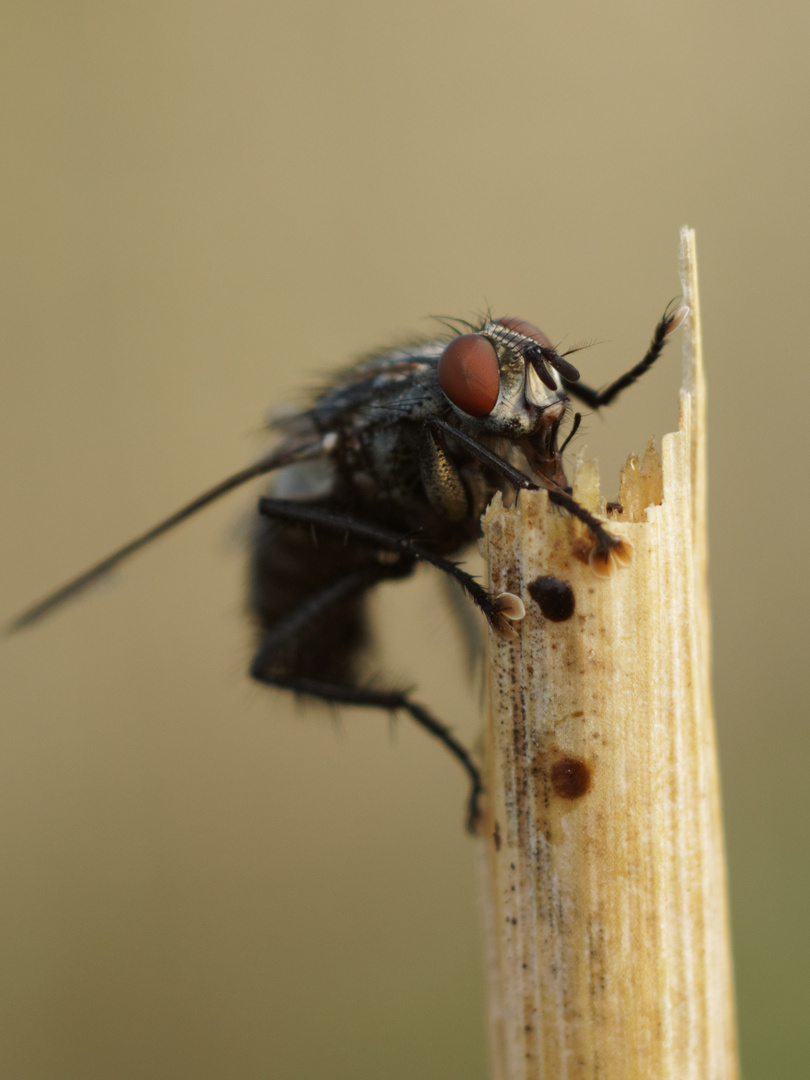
[257,498,523,639]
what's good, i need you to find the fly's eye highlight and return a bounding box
[437,334,500,417]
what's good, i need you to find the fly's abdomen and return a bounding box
[248,517,373,684]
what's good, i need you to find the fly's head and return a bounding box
[437,317,580,489]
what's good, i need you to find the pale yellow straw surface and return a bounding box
[479,229,738,1080]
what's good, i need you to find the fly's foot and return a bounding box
[465,798,484,836]
[589,535,634,578]
[489,591,526,640]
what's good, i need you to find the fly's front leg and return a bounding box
[424,415,535,496]
[419,418,487,523]
[424,417,630,576]
[564,301,688,410]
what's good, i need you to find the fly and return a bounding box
[6,302,687,830]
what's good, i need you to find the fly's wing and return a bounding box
[6,338,448,634]
[5,432,334,633]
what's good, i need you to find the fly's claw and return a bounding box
[489,591,526,639]
[663,303,689,336]
[589,535,635,579]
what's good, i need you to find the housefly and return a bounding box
[6,303,687,830]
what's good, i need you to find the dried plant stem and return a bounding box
[479,229,738,1080]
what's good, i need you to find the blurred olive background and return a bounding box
[1,3,807,1078]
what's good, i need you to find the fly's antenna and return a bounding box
[5,436,331,633]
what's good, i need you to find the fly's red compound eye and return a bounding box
[437,334,500,417]
[494,317,554,350]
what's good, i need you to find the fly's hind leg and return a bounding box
[250,556,484,832]
[258,671,484,833]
